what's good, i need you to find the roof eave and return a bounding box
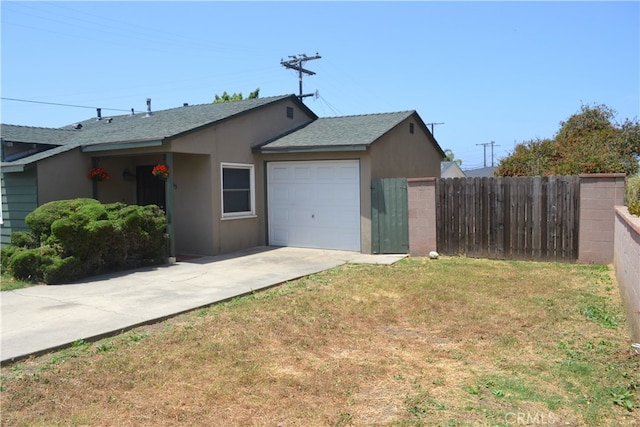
[81,139,165,153]
[409,111,446,158]
[0,164,26,173]
[254,145,368,154]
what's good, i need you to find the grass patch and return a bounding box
[1,257,638,426]
[0,272,40,291]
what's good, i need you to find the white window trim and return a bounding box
[220,162,255,219]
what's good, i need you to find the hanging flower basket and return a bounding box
[152,164,169,180]
[88,166,109,182]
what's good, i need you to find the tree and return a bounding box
[496,104,640,176]
[443,149,462,165]
[213,88,260,103]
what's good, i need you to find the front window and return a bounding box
[221,163,255,218]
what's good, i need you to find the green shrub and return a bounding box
[626,175,640,217]
[5,199,167,284]
[25,198,102,244]
[9,247,57,282]
[43,256,83,285]
[1,246,21,272]
[10,231,36,248]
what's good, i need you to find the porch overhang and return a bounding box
[82,139,164,153]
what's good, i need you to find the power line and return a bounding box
[1,97,132,113]
[316,94,343,116]
[280,53,321,102]
[476,141,500,167]
[425,122,444,136]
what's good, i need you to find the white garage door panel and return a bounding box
[268,160,361,251]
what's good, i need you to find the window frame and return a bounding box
[220,162,256,219]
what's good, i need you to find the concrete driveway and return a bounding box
[1,246,405,363]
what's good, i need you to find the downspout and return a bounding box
[165,152,176,260]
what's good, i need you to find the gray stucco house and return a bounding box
[1,94,445,256]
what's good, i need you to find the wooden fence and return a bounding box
[435,176,580,261]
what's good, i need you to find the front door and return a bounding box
[137,165,166,211]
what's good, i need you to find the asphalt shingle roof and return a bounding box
[0,124,76,145]
[1,95,305,167]
[256,111,415,151]
[72,95,297,146]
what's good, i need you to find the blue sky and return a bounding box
[1,1,638,169]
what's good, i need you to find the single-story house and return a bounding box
[440,161,466,178]
[1,94,445,256]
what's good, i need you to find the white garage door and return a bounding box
[267,160,361,251]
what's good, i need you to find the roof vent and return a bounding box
[145,98,152,117]
[71,123,83,130]
[96,108,102,121]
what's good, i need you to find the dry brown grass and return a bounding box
[1,257,638,426]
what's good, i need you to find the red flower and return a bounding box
[88,166,109,181]
[152,164,169,178]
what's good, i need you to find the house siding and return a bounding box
[1,168,38,246]
[166,99,314,256]
[369,116,442,179]
[173,153,214,255]
[37,148,93,204]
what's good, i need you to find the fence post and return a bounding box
[407,177,437,256]
[578,173,626,264]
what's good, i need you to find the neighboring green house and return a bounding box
[1,94,445,255]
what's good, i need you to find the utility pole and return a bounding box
[425,122,444,137]
[476,141,500,167]
[280,53,321,101]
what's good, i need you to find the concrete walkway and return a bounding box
[1,247,405,363]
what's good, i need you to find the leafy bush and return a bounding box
[9,247,57,282]
[43,256,84,285]
[626,175,640,217]
[496,104,640,177]
[4,199,167,284]
[10,231,37,248]
[25,198,102,244]
[1,245,21,272]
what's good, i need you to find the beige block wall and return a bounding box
[578,174,626,264]
[407,178,437,256]
[613,206,640,343]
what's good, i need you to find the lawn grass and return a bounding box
[0,272,39,292]
[1,257,638,426]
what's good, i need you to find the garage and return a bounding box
[267,160,361,251]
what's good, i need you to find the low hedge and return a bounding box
[2,199,167,284]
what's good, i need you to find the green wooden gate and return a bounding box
[371,178,409,254]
